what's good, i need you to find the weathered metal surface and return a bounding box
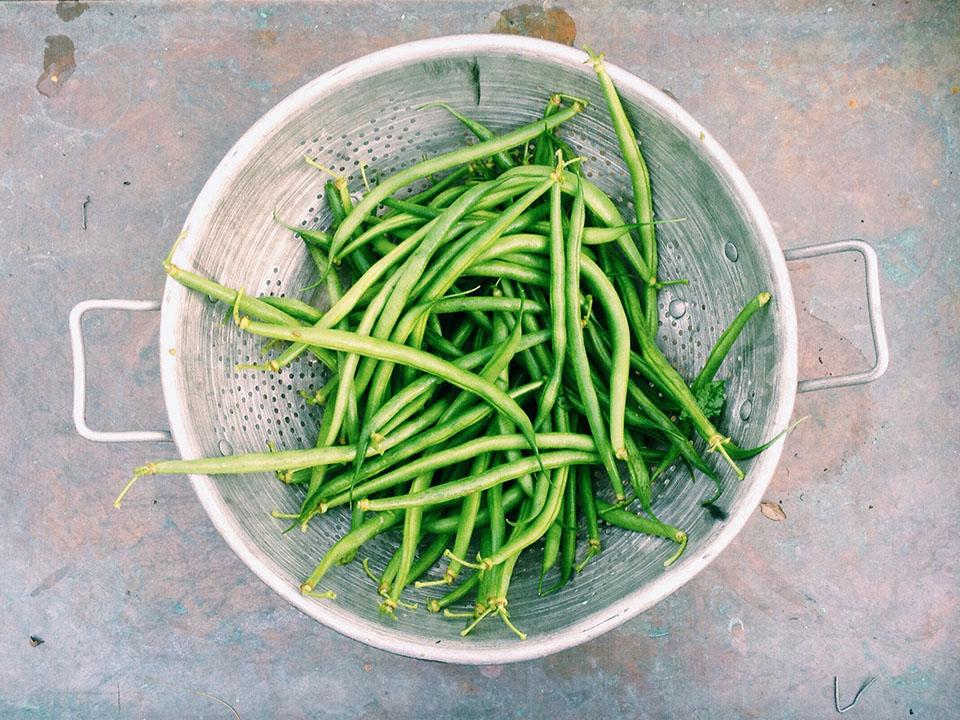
[1,1,956,717]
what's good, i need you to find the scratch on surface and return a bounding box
[30,565,70,597]
[190,689,241,719]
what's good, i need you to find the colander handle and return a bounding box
[69,299,172,443]
[784,239,890,393]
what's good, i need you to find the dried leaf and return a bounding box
[759,501,786,521]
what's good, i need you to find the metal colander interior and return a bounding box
[159,36,796,663]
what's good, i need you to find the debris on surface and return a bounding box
[759,501,786,521]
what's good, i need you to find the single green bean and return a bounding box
[575,466,601,572]
[586,50,659,331]
[563,178,626,500]
[595,499,687,567]
[421,102,515,171]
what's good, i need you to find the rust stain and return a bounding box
[847,97,858,109]
[36,35,76,97]
[252,29,277,49]
[491,4,577,46]
[55,0,89,22]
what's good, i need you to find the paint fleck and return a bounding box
[37,35,76,97]
[878,227,929,288]
[253,29,277,49]
[848,98,859,109]
[728,618,746,654]
[760,501,786,521]
[362,662,372,672]
[29,565,71,597]
[492,4,577,46]
[952,86,959,95]
[55,0,88,21]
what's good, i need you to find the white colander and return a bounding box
[70,35,888,663]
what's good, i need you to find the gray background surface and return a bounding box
[1,1,957,718]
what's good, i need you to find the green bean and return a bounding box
[632,322,745,479]
[359,450,598,513]
[477,233,551,262]
[563,178,626,500]
[329,100,584,260]
[163,262,337,371]
[281,221,332,251]
[533,181,567,432]
[583,321,718,483]
[538,519,562,595]
[357,181,510,415]
[340,502,366,564]
[464,261,550,287]
[595,499,687,567]
[428,571,480,613]
[501,280,552,377]
[413,180,555,304]
[236,320,543,468]
[325,178,348,226]
[654,291,772,479]
[579,254,630,458]
[482,411,572,568]
[498,165,655,284]
[623,433,654,517]
[557,462,578,589]
[379,167,470,223]
[299,360,543,521]
[487,308,511,564]
[532,94,562,166]
[424,329,465,359]
[406,532,454,586]
[574,467,601,572]
[586,50,659,331]
[439,450,491,585]
[377,542,404,596]
[326,380,542,506]
[422,484,525,535]
[384,471,433,614]
[336,212,424,259]
[354,302,523,480]
[300,510,399,594]
[421,102,515,171]
[431,295,546,317]
[325,180,375,276]
[269,218,440,370]
[695,292,772,391]
[259,295,323,323]
[121,440,356,495]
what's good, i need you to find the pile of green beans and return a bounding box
[122,50,782,640]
